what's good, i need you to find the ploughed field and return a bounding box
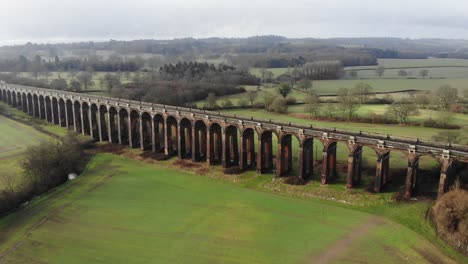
[0,154,458,264]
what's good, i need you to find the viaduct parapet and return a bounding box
[1,83,467,198]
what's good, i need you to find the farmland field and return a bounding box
[0,153,460,264]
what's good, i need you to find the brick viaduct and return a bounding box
[1,83,467,198]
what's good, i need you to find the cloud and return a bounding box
[1,0,468,45]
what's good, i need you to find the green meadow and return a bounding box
[0,154,460,264]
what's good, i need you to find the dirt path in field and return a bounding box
[308,216,384,264]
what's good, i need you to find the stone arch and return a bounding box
[58,98,66,126]
[277,134,294,177]
[99,105,109,142]
[141,112,152,150]
[45,96,52,122]
[241,127,256,170]
[90,104,99,140]
[298,137,314,180]
[33,94,39,117]
[193,120,207,162]
[224,125,240,168]
[65,99,74,128]
[208,122,223,165]
[6,90,12,105]
[108,106,119,143]
[319,140,337,184]
[166,115,178,156]
[129,110,140,148]
[179,118,192,159]
[257,130,279,174]
[82,102,91,135]
[11,91,17,107]
[153,114,165,153]
[27,93,33,115]
[21,93,28,113]
[39,95,46,119]
[51,97,59,125]
[73,101,82,133]
[119,108,130,145]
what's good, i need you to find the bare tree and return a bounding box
[297,79,312,91]
[398,70,408,77]
[351,82,373,103]
[419,69,429,79]
[375,66,385,78]
[432,85,458,110]
[206,93,217,109]
[337,88,361,120]
[304,90,321,118]
[385,98,419,124]
[247,91,257,107]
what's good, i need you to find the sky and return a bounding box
[1,0,468,45]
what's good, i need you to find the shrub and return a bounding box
[285,96,296,105]
[422,118,461,129]
[367,97,393,104]
[238,98,248,108]
[21,132,85,195]
[221,99,233,108]
[431,188,468,255]
[267,97,288,113]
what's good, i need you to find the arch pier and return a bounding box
[1,83,467,198]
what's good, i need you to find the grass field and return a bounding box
[0,115,51,184]
[0,102,77,190]
[0,153,461,263]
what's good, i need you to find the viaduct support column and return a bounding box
[80,105,85,135]
[140,115,145,150]
[239,133,245,170]
[88,105,94,139]
[276,135,292,177]
[347,146,363,188]
[117,110,122,144]
[127,110,133,148]
[97,108,103,142]
[64,103,69,128]
[321,142,337,185]
[72,103,77,132]
[44,100,49,123]
[374,151,390,192]
[438,158,453,197]
[152,115,157,152]
[191,126,197,161]
[256,133,263,174]
[50,101,55,124]
[38,99,43,119]
[177,122,183,159]
[405,156,419,198]
[276,137,284,177]
[57,101,63,127]
[26,96,31,116]
[164,118,169,156]
[298,139,314,180]
[107,109,112,143]
[206,125,212,165]
[221,128,227,168]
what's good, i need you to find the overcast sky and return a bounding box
[1,0,468,45]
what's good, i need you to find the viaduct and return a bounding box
[1,83,467,198]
